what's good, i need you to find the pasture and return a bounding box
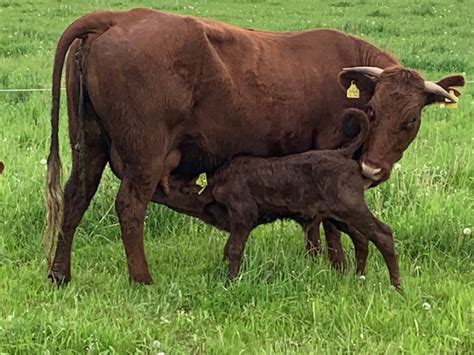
[0,0,472,353]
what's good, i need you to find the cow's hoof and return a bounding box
[48,270,70,286]
[130,274,153,285]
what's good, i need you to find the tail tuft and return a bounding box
[44,149,63,271]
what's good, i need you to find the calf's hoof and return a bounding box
[327,249,347,271]
[391,277,402,290]
[48,270,71,286]
[331,261,347,273]
[227,263,241,282]
[305,246,322,258]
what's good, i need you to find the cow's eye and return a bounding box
[407,116,417,125]
[402,116,418,130]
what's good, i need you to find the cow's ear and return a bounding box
[338,71,377,97]
[425,74,465,105]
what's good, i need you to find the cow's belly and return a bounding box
[172,110,317,178]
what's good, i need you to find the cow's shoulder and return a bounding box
[189,17,246,46]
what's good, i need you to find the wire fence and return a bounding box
[0,80,474,93]
[0,88,65,92]
[1,82,472,93]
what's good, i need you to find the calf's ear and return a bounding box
[425,74,465,105]
[341,110,361,138]
[338,71,377,97]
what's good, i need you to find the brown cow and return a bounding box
[45,8,464,284]
[0,161,4,174]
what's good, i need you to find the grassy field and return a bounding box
[0,0,473,353]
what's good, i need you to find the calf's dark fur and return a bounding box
[154,109,401,287]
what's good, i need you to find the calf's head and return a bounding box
[339,66,464,184]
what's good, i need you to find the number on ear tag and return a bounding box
[346,81,360,99]
[444,89,459,109]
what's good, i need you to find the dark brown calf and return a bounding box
[154,109,401,287]
[0,162,4,174]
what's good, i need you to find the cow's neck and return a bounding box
[358,40,398,68]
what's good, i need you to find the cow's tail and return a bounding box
[339,108,369,159]
[44,11,118,270]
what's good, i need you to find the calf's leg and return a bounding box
[222,204,254,280]
[323,220,346,270]
[345,211,400,287]
[328,221,369,275]
[224,221,252,280]
[342,226,369,275]
[303,218,322,256]
[214,188,256,280]
[350,230,369,275]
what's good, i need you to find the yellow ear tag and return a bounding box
[444,89,458,109]
[196,172,207,194]
[346,80,360,99]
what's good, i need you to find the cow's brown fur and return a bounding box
[0,162,4,174]
[153,109,401,287]
[45,8,464,284]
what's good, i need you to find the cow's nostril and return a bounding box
[361,161,383,180]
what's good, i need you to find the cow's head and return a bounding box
[339,66,464,185]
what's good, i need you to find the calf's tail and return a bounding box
[339,108,370,159]
[44,10,118,269]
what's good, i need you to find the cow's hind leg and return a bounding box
[49,113,107,284]
[114,149,165,284]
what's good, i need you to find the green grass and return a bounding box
[0,0,473,353]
